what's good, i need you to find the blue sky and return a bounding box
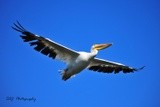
[1,0,160,107]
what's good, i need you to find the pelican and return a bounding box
[12,22,144,81]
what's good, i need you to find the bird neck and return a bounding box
[90,49,98,57]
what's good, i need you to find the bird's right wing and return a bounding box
[12,21,79,64]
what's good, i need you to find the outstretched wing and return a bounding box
[88,58,144,73]
[12,21,79,64]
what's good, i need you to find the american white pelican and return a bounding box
[12,22,144,81]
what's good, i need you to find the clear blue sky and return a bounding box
[1,0,160,107]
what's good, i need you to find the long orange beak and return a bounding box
[93,43,112,50]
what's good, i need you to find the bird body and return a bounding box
[12,21,144,81]
[62,51,96,80]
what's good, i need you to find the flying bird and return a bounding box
[12,21,144,81]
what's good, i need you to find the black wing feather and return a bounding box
[12,22,57,59]
[88,65,142,74]
[88,58,145,74]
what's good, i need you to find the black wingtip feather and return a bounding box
[122,68,134,73]
[114,67,122,74]
[12,26,23,32]
[134,66,145,71]
[32,41,45,52]
[13,22,25,32]
[49,52,57,59]
[16,21,27,31]
[41,47,51,56]
[12,21,32,35]
[139,66,145,70]
[20,34,37,42]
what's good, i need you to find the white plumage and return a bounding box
[12,21,144,81]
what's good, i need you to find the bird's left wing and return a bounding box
[12,21,79,64]
[88,58,144,73]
